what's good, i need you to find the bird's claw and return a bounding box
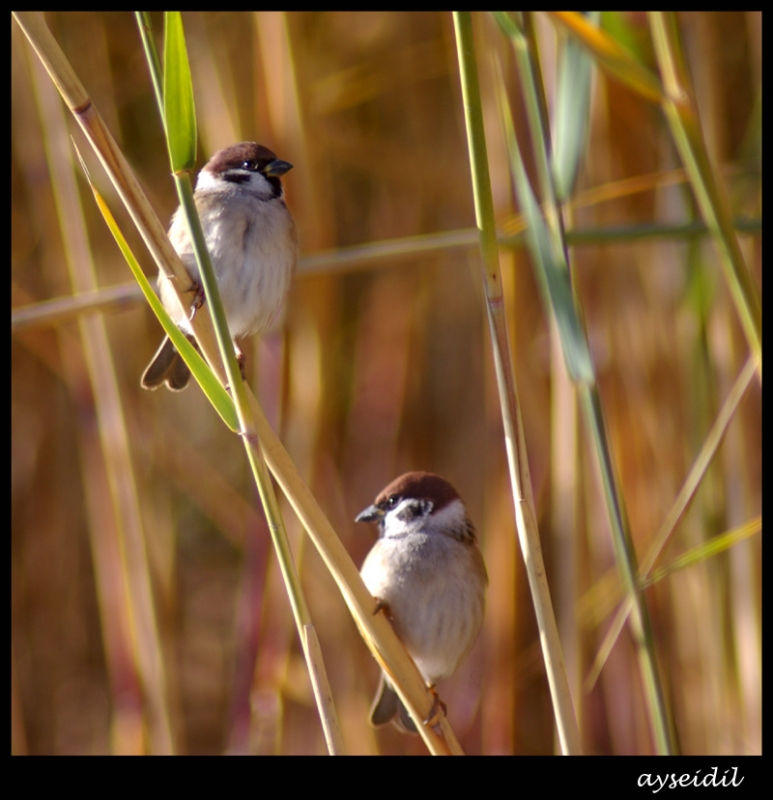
[188,282,205,321]
[372,597,391,617]
[423,686,447,729]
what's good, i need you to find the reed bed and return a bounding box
[11,11,760,755]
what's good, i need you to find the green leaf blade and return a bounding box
[163,11,196,172]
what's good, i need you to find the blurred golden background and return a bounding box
[11,12,760,755]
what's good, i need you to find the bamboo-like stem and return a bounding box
[498,9,675,753]
[496,11,677,755]
[453,11,581,755]
[154,10,344,753]
[170,168,345,751]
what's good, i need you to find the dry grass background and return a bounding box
[11,11,760,755]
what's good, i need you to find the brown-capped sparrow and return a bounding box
[356,471,488,733]
[141,142,298,391]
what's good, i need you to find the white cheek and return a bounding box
[381,498,423,537]
[381,498,466,539]
[196,169,277,201]
[195,170,221,193]
[425,499,466,533]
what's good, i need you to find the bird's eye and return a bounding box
[242,159,258,171]
[386,495,400,509]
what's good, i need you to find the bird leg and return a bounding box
[235,342,247,381]
[372,597,392,619]
[423,686,447,730]
[187,281,205,321]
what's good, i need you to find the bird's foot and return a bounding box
[423,686,447,730]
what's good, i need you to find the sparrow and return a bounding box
[141,142,298,391]
[356,471,488,733]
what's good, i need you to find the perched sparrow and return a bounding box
[356,471,488,733]
[141,142,298,391]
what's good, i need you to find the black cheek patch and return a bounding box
[265,175,282,197]
[224,171,250,184]
[395,499,433,522]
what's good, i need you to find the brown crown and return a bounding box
[374,471,462,510]
[203,142,278,174]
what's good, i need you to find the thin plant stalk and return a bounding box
[150,11,346,753]
[495,12,676,754]
[453,11,581,756]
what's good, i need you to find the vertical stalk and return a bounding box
[453,11,581,755]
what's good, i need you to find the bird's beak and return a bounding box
[263,159,293,177]
[355,504,383,524]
